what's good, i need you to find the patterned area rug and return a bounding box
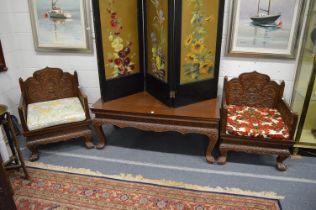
[10,167,281,210]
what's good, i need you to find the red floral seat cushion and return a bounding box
[226,105,289,139]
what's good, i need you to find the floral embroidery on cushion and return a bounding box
[226,105,289,139]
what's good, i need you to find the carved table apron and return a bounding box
[91,92,219,163]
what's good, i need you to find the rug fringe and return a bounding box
[25,161,284,200]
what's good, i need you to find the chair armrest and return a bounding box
[220,107,228,135]
[18,96,29,132]
[276,99,298,139]
[220,92,228,135]
[78,88,90,120]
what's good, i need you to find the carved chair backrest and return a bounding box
[19,67,79,104]
[224,71,284,108]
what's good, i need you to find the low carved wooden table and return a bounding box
[91,92,219,163]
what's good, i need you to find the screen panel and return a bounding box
[99,0,140,79]
[180,0,219,85]
[93,0,144,101]
[173,0,224,107]
[146,0,169,83]
[145,0,173,106]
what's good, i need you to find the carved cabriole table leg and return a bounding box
[93,119,107,149]
[204,131,218,164]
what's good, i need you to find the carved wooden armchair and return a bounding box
[18,67,94,161]
[218,72,298,171]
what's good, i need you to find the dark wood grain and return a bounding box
[218,72,298,171]
[224,71,284,108]
[18,67,94,161]
[92,91,219,120]
[19,67,78,104]
[91,92,219,163]
[0,157,17,210]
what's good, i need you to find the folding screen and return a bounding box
[93,0,224,107]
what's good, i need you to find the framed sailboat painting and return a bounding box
[28,0,92,52]
[226,0,306,58]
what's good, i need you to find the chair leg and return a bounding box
[217,145,228,164]
[276,154,289,171]
[27,145,39,162]
[83,134,95,149]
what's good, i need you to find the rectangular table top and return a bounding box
[92,91,219,120]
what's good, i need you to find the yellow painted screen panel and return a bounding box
[180,0,219,84]
[146,0,168,82]
[99,0,140,80]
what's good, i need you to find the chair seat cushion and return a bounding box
[27,97,86,131]
[226,105,289,139]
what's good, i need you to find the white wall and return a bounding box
[0,0,21,116]
[0,0,309,116]
[8,0,101,107]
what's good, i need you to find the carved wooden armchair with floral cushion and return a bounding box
[18,67,94,161]
[218,71,298,171]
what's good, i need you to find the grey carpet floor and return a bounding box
[19,125,316,210]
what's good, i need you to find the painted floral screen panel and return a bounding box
[146,0,169,83]
[180,0,219,85]
[99,0,140,80]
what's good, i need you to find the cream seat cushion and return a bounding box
[27,97,86,131]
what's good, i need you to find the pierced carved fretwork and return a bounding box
[225,71,284,108]
[19,67,79,104]
[18,67,93,161]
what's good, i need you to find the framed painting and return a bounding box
[28,0,92,52]
[92,0,144,101]
[226,0,306,59]
[305,1,316,53]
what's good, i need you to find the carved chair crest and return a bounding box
[224,71,284,108]
[19,67,79,104]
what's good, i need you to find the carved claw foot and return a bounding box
[84,141,95,149]
[84,135,95,149]
[218,146,228,165]
[29,152,39,162]
[96,142,106,149]
[28,146,39,162]
[276,162,287,171]
[217,156,227,165]
[276,155,289,171]
[206,155,216,164]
